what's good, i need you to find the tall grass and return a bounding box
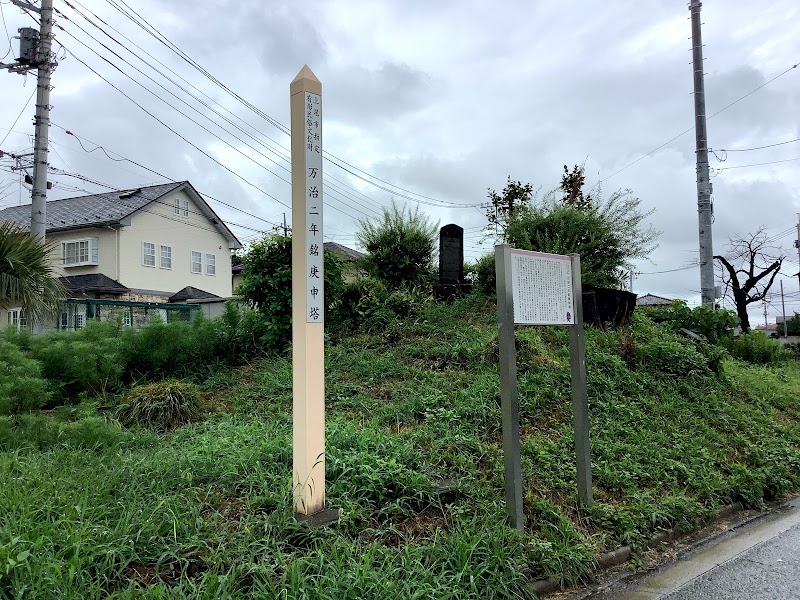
[0,296,799,597]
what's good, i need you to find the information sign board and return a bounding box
[510,249,574,326]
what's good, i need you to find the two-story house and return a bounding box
[0,181,241,329]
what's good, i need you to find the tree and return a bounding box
[479,166,658,289]
[485,177,535,242]
[560,164,593,211]
[506,204,627,288]
[0,221,64,323]
[237,234,343,351]
[714,228,784,333]
[784,312,800,336]
[356,200,438,289]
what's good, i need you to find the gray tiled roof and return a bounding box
[58,273,130,295]
[636,293,673,306]
[324,241,365,262]
[0,182,184,233]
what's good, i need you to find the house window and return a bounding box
[60,311,68,330]
[206,253,216,275]
[122,310,132,327]
[75,313,85,330]
[143,242,156,267]
[7,308,27,331]
[191,251,202,274]
[160,245,172,269]
[61,238,98,267]
[173,198,189,217]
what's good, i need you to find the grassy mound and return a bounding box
[0,296,799,598]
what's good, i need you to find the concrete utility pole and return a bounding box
[1,0,55,240]
[689,0,715,309]
[30,0,54,240]
[780,280,787,337]
[794,214,800,291]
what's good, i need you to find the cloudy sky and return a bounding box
[1,0,798,323]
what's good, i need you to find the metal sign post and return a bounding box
[495,245,593,530]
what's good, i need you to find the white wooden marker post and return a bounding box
[291,65,332,521]
[495,245,593,530]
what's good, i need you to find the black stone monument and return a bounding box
[434,224,471,300]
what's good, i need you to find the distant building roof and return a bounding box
[0,182,182,233]
[0,181,242,248]
[169,286,220,303]
[59,273,130,295]
[636,293,673,306]
[324,241,365,262]
[232,263,245,274]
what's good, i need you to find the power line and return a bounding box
[0,0,12,60]
[101,0,476,209]
[47,126,281,229]
[588,60,799,190]
[0,88,36,147]
[716,157,800,172]
[56,40,295,213]
[54,25,375,222]
[715,137,800,153]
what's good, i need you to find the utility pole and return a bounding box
[763,298,768,329]
[1,0,55,240]
[780,280,787,337]
[794,214,800,291]
[689,0,715,309]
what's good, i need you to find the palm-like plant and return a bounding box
[0,221,65,323]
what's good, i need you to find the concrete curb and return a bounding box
[528,501,746,597]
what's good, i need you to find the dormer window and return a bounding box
[173,198,189,217]
[61,238,98,267]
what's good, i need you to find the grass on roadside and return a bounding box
[1,295,799,598]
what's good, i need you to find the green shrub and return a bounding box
[27,321,126,401]
[471,253,497,296]
[237,234,344,352]
[332,278,432,331]
[644,301,739,341]
[635,337,710,377]
[121,315,218,379]
[117,380,204,430]
[355,201,438,290]
[0,339,50,414]
[720,331,789,365]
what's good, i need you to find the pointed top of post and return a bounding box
[290,65,322,96]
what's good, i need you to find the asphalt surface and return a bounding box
[664,521,800,599]
[602,497,800,599]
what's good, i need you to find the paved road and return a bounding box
[605,498,800,599]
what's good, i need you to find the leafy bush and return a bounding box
[237,234,343,352]
[121,314,219,379]
[356,201,438,290]
[332,277,431,331]
[635,337,711,377]
[28,321,127,400]
[720,331,789,365]
[470,254,497,296]
[0,339,50,414]
[644,301,739,341]
[117,380,204,430]
[506,204,625,288]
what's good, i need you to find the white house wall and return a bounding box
[47,227,120,279]
[119,189,233,298]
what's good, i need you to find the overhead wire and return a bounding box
[588,60,799,191]
[0,88,36,147]
[716,157,800,172]
[53,23,376,222]
[101,0,478,209]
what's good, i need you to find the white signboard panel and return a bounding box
[304,92,323,322]
[511,249,574,325]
